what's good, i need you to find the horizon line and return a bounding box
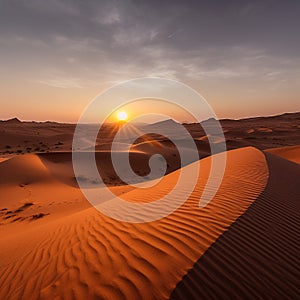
[1,110,299,125]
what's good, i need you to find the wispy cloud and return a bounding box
[36,78,83,89]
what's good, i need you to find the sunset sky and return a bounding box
[0,0,299,122]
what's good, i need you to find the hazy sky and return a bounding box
[0,0,299,122]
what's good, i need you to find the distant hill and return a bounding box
[145,118,179,128]
[0,117,22,124]
[142,111,300,126]
[220,111,300,123]
[1,112,299,125]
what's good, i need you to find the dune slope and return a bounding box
[171,153,300,299]
[265,145,300,164]
[0,147,269,299]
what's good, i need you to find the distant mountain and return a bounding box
[146,112,300,127]
[0,117,22,123]
[221,111,300,123]
[142,119,189,139]
[1,111,299,126]
[181,111,300,125]
[145,119,179,129]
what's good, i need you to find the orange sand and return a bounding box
[0,147,268,299]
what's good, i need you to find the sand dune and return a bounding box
[265,145,300,164]
[0,157,10,163]
[38,149,182,187]
[171,152,300,299]
[0,154,54,185]
[0,147,270,299]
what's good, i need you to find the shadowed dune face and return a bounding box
[171,153,300,299]
[33,132,203,188]
[0,147,269,299]
[37,148,183,188]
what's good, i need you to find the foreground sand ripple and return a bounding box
[0,147,268,299]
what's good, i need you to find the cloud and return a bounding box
[94,10,121,25]
[0,0,299,89]
[36,77,83,89]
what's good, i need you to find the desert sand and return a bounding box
[0,112,299,299]
[265,145,300,164]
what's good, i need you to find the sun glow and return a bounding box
[117,111,128,121]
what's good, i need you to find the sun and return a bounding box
[117,111,128,121]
